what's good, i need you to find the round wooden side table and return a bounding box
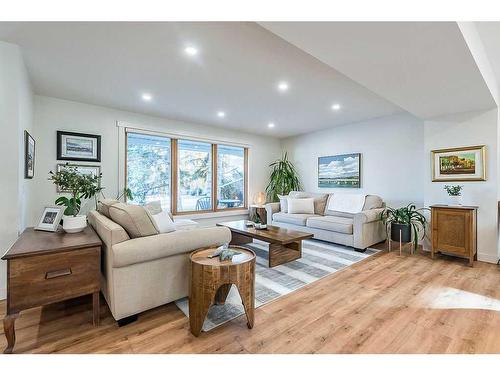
[189,246,256,337]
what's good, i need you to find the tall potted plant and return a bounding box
[266,152,301,202]
[49,164,102,233]
[380,204,428,251]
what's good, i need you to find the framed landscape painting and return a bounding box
[57,131,101,162]
[431,145,486,182]
[318,153,361,188]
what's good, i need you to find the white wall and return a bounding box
[0,41,34,300]
[29,96,282,227]
[424,109,499,263]
[282,113,425,208]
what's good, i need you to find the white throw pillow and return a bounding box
[151,210,176,233]
[287,197,315,214]
[278,194,289,213]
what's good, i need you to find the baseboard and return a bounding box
[420,247,498,265]
[477,253,499,264]
[0,287,6,301]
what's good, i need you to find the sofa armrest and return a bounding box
[88,210,130,249]
[353,208,386,249]
[265,202,281,224]
[111,226,231,268]
[354,208,385,224]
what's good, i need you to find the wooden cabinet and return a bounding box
[430,205,477,266]
[2,226,102,354]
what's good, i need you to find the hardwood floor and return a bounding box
[1,246,500,354]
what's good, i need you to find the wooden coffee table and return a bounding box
[217,220,313,267]
[189,246,256,336]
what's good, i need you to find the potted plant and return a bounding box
[380,204,428,251]
[266,152,301,202]
[444,185,463,205]
[49,164,102,233]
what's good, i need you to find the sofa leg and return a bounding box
[117,314,138,327]
[354,247,367,253]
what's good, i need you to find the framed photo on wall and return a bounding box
[24,130,35,179]
[57,131,101,162]
[318,153,361,188]
[56,164,101,193]
[34,206,64,232]
[431,145,486,182]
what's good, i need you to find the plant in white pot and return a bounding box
[49,164,102,233]
[444,185,463,205]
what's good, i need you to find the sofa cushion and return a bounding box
[151,210,176,234]
[324,194,383,217]
[111,226,231,267]
[98,199,119,218]
[306,216,354,234]
[109,202,159,238]
[272,212,318,226]
[363,195,383,210]
[287,198,315,214]
[278,194,289,213]
[288,191,328,215]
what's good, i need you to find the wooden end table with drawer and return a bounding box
[2,226,102,354]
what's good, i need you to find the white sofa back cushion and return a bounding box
[287,197,315,214]
[151,210,176,234]
[327,194,366,214]
[278,194,289,213]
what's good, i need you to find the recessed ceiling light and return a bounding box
[268,122,275,128]
[331,103,341,111]
[184,46,198,56]
[217,111,226,118]
[141,93,153,102]
[278,82,289,92]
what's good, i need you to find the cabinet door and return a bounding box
[432,208,470,256]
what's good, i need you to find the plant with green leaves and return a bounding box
[49,164,103,216]
[266,152,301,202]
[380,204,429,250]
[444,185,463,196]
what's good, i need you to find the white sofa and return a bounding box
[265,191,386,250]
[88,203,230,323]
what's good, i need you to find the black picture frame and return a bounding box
[24,130,35,179]
[57,131,101,162]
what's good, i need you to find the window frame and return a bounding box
[125,131,248,216]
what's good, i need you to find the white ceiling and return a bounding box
[260,22,497,119]
[0,22,403,138]
[474,22,500,103]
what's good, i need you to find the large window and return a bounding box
[217,145,245,209]
[176,140,213,212]
[126,132,172,212]
[125,130,247,215]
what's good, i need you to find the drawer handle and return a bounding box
[45,268,72,279]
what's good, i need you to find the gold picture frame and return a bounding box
[431,145,486,182]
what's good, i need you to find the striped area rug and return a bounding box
[175,239,379,332]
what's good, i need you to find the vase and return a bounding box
[449,195,463,206]
[63,215,87,233]
[390,223,412,243]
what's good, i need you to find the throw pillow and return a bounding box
[145,200,174,220]
[109,203,159,238]
[98,199,119,218]
[287,197,315,214]
[278,194,289,213]
[151,210,176,234]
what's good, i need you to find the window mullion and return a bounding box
[212,144,217,212]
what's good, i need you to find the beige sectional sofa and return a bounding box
[265,191,386,250]
[87,200,231,323]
